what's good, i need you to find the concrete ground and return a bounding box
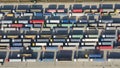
[0,2,120,68]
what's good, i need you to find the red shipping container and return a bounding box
[30,20,44,24]
[11,24,23,28]
[118,35,120,38]
[97,45,113,50]
[99,9,103,12]
[72,9,83,13]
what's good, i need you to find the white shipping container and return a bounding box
[113,23,120,27]
[50,20,60,23]
[9,59,21,62]
[102,38,115,41]
[105,35,116,38]
[68,43,79,46]
[36,43,47,46]
[23,43,31,46]
[26,59,36,62]
[108,59,120,62]
[23,13,33,16]
[63,47,76,50]
[4,28,16,31]
[1,20,12,24]
[31,9,41,12]
[0,13,3,17]
[81,46,95,50]
[84,42,97,45]
[23,39,31,42]
[13,39,21,42]
[72,13,84,16]
[103,9,114,12]
[2,24,7,27]
[18,20,28,24]
[106,27,116,30]
[78,59,89,62]
[0,59,3,62]
[82,38,98,42]
[37,39,49,42]
[52,43,63,46]
[0,43,9,46]
[1,39,10,42]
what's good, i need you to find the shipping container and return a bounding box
[61,16,69,23]
[72,4,83,13]
[18,20,29,24]
[99,41,113,45]
[36,43,47,46]
[0,39,10,42]
[63,46,76,50]
[0,42,10,47]
[56,13,68,16]
[78,16,88,23]
[83,42,97,46]
[108,52,120,59]
[22,39,31,42]
[4,28,16,31]
[10,47,23,50]
[67,42,79,46]
[71,13,84,16]
[115,4,120,13]
[56,50,72,61]
[16,5,29,12]
[83,5,90,13]
[96,45,113,50]
[89,54,102,58]
[23,12,33,16]
[69,16,76,23]
[82,38,98,42]
[51,43,63,46]
[99,4,114,13]
[46,46,58,51]
[34,12,43,16]
[30,16,45,24]
[40,52,54,62]
[12,43,22,47]
[18,16,30,24]
[31,47,41,51]
[0,51,6,63]
[7,13,14,17]
[77,59,89,62]
[91,5,98,13]
[57,5,67,13]
[0,13,4,18]
[23,43,31,46]
[11,24,23,28]
[100,38,116,41]
[88,16,96,23]
[46,5,57,13]
[80,46,95,50]
[36,39,49,42]
[1,5,14,12]
[90,59,105,62]
[99,15,113,23]
[30,5,43,12]
[25,52,37,62]
[47,16,60,23]
[53,38,66,42]
[8,52,22,62]
[69,38,81,42]
[20,28,30,31]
